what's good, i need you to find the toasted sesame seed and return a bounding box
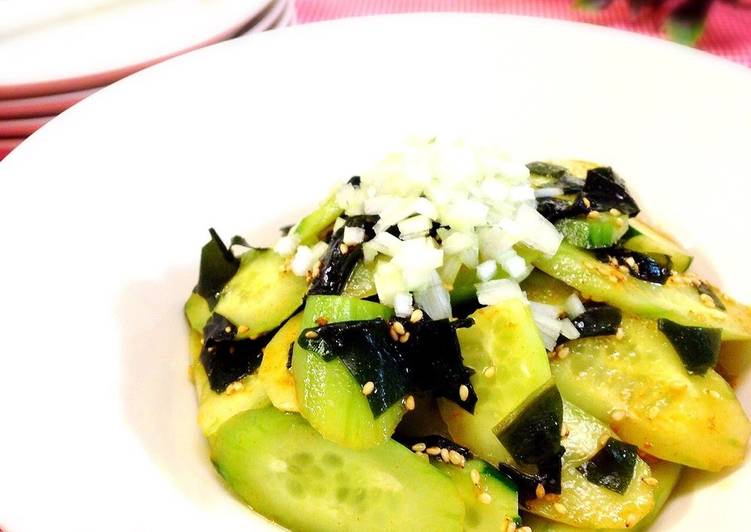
[618,264,629,273]
[615,218,625,228]
[518,527,532,532]
[362,381,375,396]
[207,346,216,353]
[642,476,659,487]
[470,468,481,485]
[554,502,567,515]
[399,331,411,343]
[459,384,470,402]
[426,446,441,456]
[483,366,497,378]
[339,243,349,254]
[560,423,570,439]
[709,390,721,399]
[611,409,626,422]
[404,395,416,411]
[670,381,688,393]
[699,293,716,308]
[411,442,427,452]
[535,483,546,499]
[478,492,493,505]
[615,327,625,339]
[440,448,450,462]
[608,274,619,283]
[392,321,406,335]
[506,521,517,532]
[389,328,400,342]
[583,197,591,208]
[409,309,424,323]
[304,330,319,339]
[557,346,570,360]
[647,406,659,420]
[587,210,600,219]
[625,513,638,528]
[225,381,244,395]
[609,208,621,216]
[449,450,464,465]
[237,325,249,334]
[315,317,329,326]
[224,326,232,334]
[414,451,425,457]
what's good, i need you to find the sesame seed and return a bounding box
[506,521,517,532]
[560,423,570,439]
[554,502,567,515]
[625,513,638,527]
[315,317,329,326]
[389,328,400,341]
[440,448,450,463]
[619,264,629,273]
[616,327,625,339]
[411,442,427,452]
[449,450,464,465]
[615,218,625,228]
[518,527,532,532]
[608,274,619,283]
[459,384,470,402]
[339,243,349,254]
[426,447,441,456]
[611,409,626,422]
[237,325,249,334]
[557,346,570,360]
[225,381,244,395]
[642,476,659,487]
[535,483,546,499]
[483,366,496,378]
[587,210,601,219]
[609,208,621,216]
[224,326,232,334]
[470,469,481,485]
[404,395,416,411]
[399,331,411,343]
[699,293,716,308]
[362,381,375,396]
[709,390,721,399]
[392,321,406,335]
[304,330,319,339]
[647,406,659,420]
[207,346,216,353]
[478,492,493,505]
[582,197,591,208]
[409,309,424,323]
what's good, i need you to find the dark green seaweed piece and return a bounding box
[495,383,564,466]
[298,316,477,416]
[347,175,361,188]
[583,167,640,217]
[200,313,272,393]
[308,215,379,296]
[596,248,671,284]
[536,194,590,223]
[394,434,473,461]
[497,451,564,502]
[527,161,568,179]
[194,228,239,307]
[577,438,637,494]
[657,318,721,375]
[697,282,726,311]
[570,304,622,338]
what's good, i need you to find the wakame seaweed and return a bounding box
[194,228,240,307]
[658,318,721,375]
[596,248,671,284]
[577,438,638,495]
[582,167,640,217]
[536,195,590,223]
[697,282,726,311]
[570,304,622,339]
[308,215,379,296]
[298,316,477,417]
[200,313,272,393]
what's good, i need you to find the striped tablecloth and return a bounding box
[296,0,751,67]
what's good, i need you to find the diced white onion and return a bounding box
[311,241,329,262]
[534,187,565,199]
[343,226,365,245]
[332,217,346,233]
[440,255,463,285]
[564,293,586,318]
[411,197,439,219]
[560,318,581,340]
[529,301,562,319]
[369,231,403,257]
[476,260,498,281]
[508,185,535,202]
[374,260,406,306]
[290,245,314,276]
[393,292,414,318]
[514,204,563,257]
[398,215,433,237]
[496,249,529,280]
[274,234,299,257]
[476,279,524,306]
[414,271,452,320]
[443,231,474,255]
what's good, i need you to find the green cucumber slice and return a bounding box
[555,214,629,249]
[258,313,302,412]
[438,297,552,464]
[292,295,405,449]
[624,218,693,273]
[210,407,465,532]
[214,249,308,339]
[436,459,519,531]
[527,241,751,340]
[294,193,344,246]
[184,292,210,333]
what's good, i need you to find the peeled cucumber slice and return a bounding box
[210,407,465,532]
[624,218,692,273]
[294,193,344,246]
[184,292,211,333]
[555,214,629,249]
[259,313,302,412]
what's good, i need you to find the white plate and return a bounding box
[0,87,100,119]
[0,0,275,98]
[0,14,749,532]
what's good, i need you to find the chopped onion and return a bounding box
[514,204,563,257]
[374,260,406,306]
[311,241,329,262]
[369,231,403,257]
[343,226,365,245]
[332,217,346,233]
[440,255,463,285]
[476,279,524,306]
[443,231,474,255]
[560,318,581,340]
[497,249,529,280]
[564,292,586,318]
[411,196,439,219]
[398,214,433,237]
[393,292,414,318]
[508,185,535,202]
[414,271,452,320]
[534,187,565,199]
[476,259,498,281]
[274,233,299,257]
[290,245,314,276]
[529,301,562,319]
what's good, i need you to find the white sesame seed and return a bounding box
[426,447,441,456]
[587,210,600,219]
[582,197,591,208]
[611,409,626,422]
[616,327,625,340]
[478,492,493,505]
[535,483,546,499]
[304,330,319,339]
[709,390,721,399]
[483,366,496,378]
[404,395,416,411]
[339,243,349,254]
[409,309,424,323]
[224,326,232,334]
[470,469,481,485]
[399,331,411,343]
[557,346,570,360]
[392,321,406,335]
[237,325,249,334]
[389,328,400,342]
[642,476,659,487]
[440,448,450,463]
[609,208,621,216]
[411,442,426,452]
[625,513,638,527]
[647,406,659,420]
[459,384,470,402]
[554,502,567,515]
[362,381,375,396]
[506,521,517,532]
[449,450,463,465]
[518,527,532,532]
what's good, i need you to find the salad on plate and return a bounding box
[183,139,751,531]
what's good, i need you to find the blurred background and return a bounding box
[1,0,749,161]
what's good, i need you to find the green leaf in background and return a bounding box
[665,0,712,45]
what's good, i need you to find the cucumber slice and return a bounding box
[527,241,751,340]
[214,249,307,339]
[522,459,681,532]
[436,459,519,531]
[341,259,378,299]
[210,407,465,532]
[524,270,750,470]
[438,297,552,464]
[555,214,629,249]
[184,292,210,333]
[292,295,405,449]
[525,402,655,529]
[188,331,270,437]
[294,192,344,246]
[624,218,693,273]
[259,313,302,412]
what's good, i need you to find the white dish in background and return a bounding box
[0,115,53,137]
[0,0,275,98]
[245,0,290,34]
[0,14,749,532]
[0,87,99,119]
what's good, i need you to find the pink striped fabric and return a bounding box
[295,0,751,67]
